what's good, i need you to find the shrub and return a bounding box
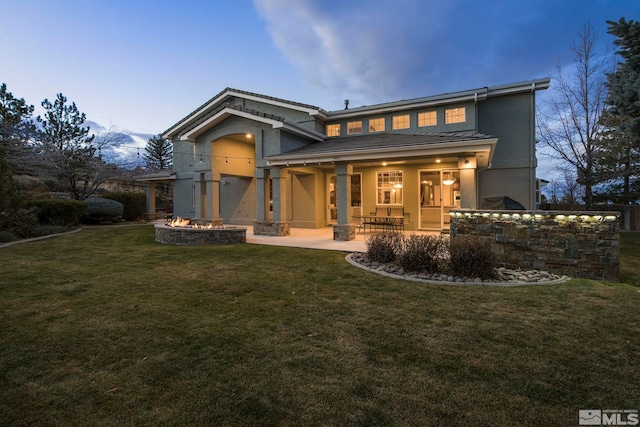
[103,192,146,222]
[81,198,124,224]
[0,229,18,242]
[397,234,449,273]
[365,232,402,263]
[449,235,497,279]
[27,199,88,226]
[0,207,39,238]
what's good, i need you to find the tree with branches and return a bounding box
[33,94,118,200]
[144,134,173,170]
[606,18,640,140]
[0,83,36,171]
[537,23,612,209]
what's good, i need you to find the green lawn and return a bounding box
[1,225,639,426]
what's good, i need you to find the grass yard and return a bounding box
[1,225,639,426]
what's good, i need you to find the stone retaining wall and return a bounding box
[450,210,620,281]
[154,223,246,245]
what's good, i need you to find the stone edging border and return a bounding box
[0,228,83,248]
[345,253,572,287]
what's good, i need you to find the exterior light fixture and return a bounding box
[246,133,252,138]
[382,162,388,166]
[443,172,456,185]
[435,159,441,163]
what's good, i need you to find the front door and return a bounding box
[419,170,460,230]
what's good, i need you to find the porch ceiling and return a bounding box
[266,131,497,167]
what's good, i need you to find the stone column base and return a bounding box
[253,220,291,236]
[333,224,355,241]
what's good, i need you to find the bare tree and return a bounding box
[537,23,613,208]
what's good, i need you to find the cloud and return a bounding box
[253,0,609,107]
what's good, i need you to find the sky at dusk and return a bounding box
[1,0,639,162]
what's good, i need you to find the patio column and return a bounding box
[459,168,477,209]
[272,167,288,222]
[333,164,355,241]
[193,172,206,219]
[146,182,157,220]
[253,167,290,236]
[255,168,267,222]
[210,172,220,220]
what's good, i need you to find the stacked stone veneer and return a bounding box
[253,221,291,236]
[333,224,356,241]
[154,223,246,245]
[450,210,620,281]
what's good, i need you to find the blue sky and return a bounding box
[1,0,638,145]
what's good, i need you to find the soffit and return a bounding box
[266,131,498,166]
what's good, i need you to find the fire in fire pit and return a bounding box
[167,217,223,229]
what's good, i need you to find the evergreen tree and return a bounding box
[593,110,640,203]
[35,94,111,200]
[0,83,36,170]
[606,18,640,140]
[144,134,173,170]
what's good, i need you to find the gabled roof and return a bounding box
[266,131,497,166]
[176,103,325,142]
[163,87,326,139]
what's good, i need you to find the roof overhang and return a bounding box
[266,138,498,167]
[176,107,325,143]
[135,170,176,182]
[163,88,324,139]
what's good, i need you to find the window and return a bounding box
[326,123,340,137]
[368,118,385,132]
[418,111,437,127]
[351,174,362,207]
[445,107,466,124]
[392,114,410,130]
[347,121,362,134]
[377,170,403,205]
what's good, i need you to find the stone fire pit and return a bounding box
[154,218,246,245]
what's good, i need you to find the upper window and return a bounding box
[445,107,466,124]
[418,111,437,127]
[392,114,410,130]
[326,123,340,137]
[347,121,362,135]
[369,118,385,132]
[377,170,403,205]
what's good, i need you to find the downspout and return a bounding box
[530,82,537,208]
[474,92,480,209]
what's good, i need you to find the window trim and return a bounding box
[392,114,410,130]
[445,107,466,124]
[376,170,403,205]
[368,117,385,133]
[347,120,362,135]
[326,123,341,137]
[418,111,437,127]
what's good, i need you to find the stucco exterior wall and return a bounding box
[219,176,256,224]
[477,92,536,208]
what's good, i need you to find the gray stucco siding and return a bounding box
[478,93,535,169]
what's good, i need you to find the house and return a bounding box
[152,78,549,240]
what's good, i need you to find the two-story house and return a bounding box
[154,78,549,240]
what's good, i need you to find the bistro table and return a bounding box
[354,215,405,233]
